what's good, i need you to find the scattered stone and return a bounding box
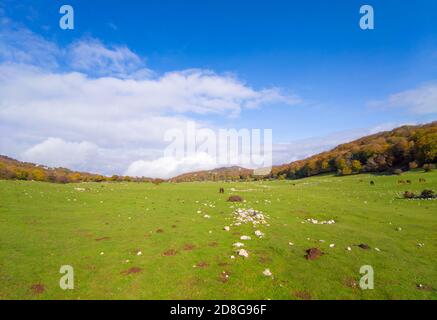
[230,255,235,259]
[374,247,381,252]
[254,230,265,238]
[136,251,142,256]
[416,284,433,291]
[233,208,268,227]
[240,235,251,240]
[238,249,249,258]
[263,269,273,277]
[396,227,402,231]
[223,226,230,231]
[219,271,230,283]
[306,218,336,225]
[233,242,245,248]
[305,248,323,260]
[288,242,294,246]
[100,251,105,255]
[203,214,211,219]
[329,244,335,248]
[346,247,352,251]
[417,243,425,248]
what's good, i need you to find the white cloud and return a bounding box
[22,138,99,171]
[125,152,218,179]
[0,24,61,69]
[0,25,299,176]
[370,82,437,115]
[67,38,153,79]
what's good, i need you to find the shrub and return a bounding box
[403,191,416,199]
[228,195,243,202]
[409,161,418,170]
[420,189,435,199]
[423,163,435,172]
[393,169,403,175]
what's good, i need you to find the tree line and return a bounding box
[1,122,436,184]
[268,121,437,179]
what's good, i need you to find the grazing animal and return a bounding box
[219,187,225,194]
[370,181,375,186]
[419,178,426,183]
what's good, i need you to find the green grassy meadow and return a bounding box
[0,171,436,300]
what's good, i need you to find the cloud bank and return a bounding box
[0,19,299,177]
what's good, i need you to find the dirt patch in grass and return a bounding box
[183,244,196,251]
[305,248,323,260]
[416,284,434,291]
[232,232,241,236]
[121,267,142,275]
[156,228,164,233]
[343,277,359,289]
[219,271,231,283]
[208,242,218,247]
[218,262,229,267]
[163,249,177,256]
[228,195,243,202]
[95,236,111,241]
[258,256,272,264]
[294,291,312,300]
[196,262,209,268]
[30,283,45,295]
[171,225,177,228]
[358,243,370,250]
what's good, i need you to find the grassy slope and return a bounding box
[0,170,436,300]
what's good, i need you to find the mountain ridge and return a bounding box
[1,121,436,183]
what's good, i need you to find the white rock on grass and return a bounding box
[329,244,335,248]
[137,251,142,256]
[230,255,235,259]
[204,214,211,219]
[223,226,230,231]
[254,230,265,238]
[374,248,381,252]
[241,235,252,240]
[288,242,294,246]
[263,269,272,277]
[238,249,249,258]
[233,242,245,248]
[346,246,352,251]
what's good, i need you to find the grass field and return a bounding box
[0,170,436,300]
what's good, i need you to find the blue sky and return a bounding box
[1,0,437,177]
